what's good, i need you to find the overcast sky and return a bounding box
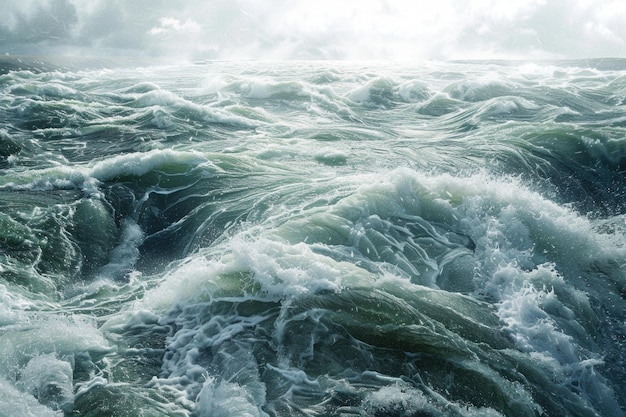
[1,0,625,60]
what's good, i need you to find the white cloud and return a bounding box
[149,18,201,36]
[585,21,623,45]
[581,1,626,46]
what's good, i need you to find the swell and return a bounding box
[119,169,626,417]
[0,61,625,416]
[2,62,625,217]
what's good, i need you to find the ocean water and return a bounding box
[0,58,625,417]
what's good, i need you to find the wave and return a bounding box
[112,168,624,416]
[0,60,625,416]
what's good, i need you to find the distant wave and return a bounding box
[0,55,165,75]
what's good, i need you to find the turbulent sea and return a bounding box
[0,58,625,417]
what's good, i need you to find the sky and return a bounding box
[1,0,625,61]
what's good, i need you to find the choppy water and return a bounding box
[0,59,625,417]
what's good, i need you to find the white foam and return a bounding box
[0,303,111,416]
[246,80,273,99]
[17,353,74,413]
[0,313,111,381]
[364,382,505,417]
[397,80,432,102]
[346,76,395,104]
[415,172,626,414]
[95,219,144,280]
[137,231,369,311]
[0,377,61,417]
[0,149,214,193]
[314,147,348,165]
[89,149,211,181]
[245,79,307,100]
[196,378,269,417]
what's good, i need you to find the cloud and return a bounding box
[0,0,625,60]
[1,0,78,45]
[149,18,201,36]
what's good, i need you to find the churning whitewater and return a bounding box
[0,59,625,416]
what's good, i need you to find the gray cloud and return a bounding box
[2,0,78,49]
[1,0,625,60]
